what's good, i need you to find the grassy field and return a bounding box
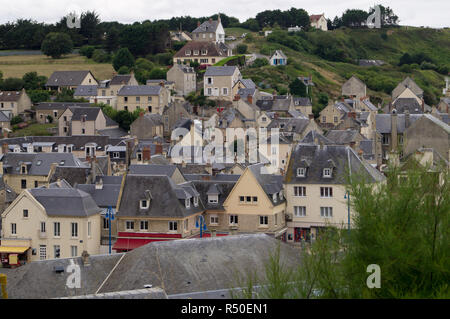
[0,53,114,80]
[10,123,57,137]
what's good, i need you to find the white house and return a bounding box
[269,50,287,66]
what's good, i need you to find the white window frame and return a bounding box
[71,222,78,238]
[169,221,178,231]
[208,195,218,204]
[140,220,149,231]
[294,186,306,197]
[140,199,149,209]
[323,168,332,178]
[294,206,306,217]
[229,215,238,225]
[210,215,219,225]
[54,222,60,237]
[320,187,333,198]
[193,196,199,207]
[297,167,306,177]
[126,220,134,230]
[71,245,78,257]
[11,223,17,235]
[185,198,190,208]
[259,215,269,226]
[320,207,333,218]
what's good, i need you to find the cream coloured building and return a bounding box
[204,66,242,101]
[310,14,328,31]
[117,85,171,114]
[0,184,101,263]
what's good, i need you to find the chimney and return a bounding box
[391,112,398,151]
[274,113,279,119]
[159,81,165,87]
[143,146,151,161]
[247,95,253,104]
[421,99,425,112]
[349,141,356,149]
[90,158,97,183]
[81,251,90,267]
[197,21,201,27]
[405,110,410,128]
[309,114,314,120]
[209,18,212,23]
[155,144,163,154]
[1,143,8,154]
[95,178,103,190]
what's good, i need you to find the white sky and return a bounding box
[1,0,449,28]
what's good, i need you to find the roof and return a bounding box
[69,107,101,121]
[392,77,424,99]
[174,41,230,58]
[325,129,366,144]
[0,90,23,101]
[270,50,287,59]
[110,74,132,85]
[29,187,102,217]
[171,64,195,74]
[375,114,423,134]
[0,111,10,122]
[285,144,385,184]
[48,166,90,186]
[300,130,334,145]
[34,102,91,110]
[310,14,325,22]
[73,85,98,96]
[128,164,177,177]
[45,70,93,87]
[240,79,256,89]
[192,19,219,33]
[76,183,121,208]
[117,85,162,96]
[248,163,285,205]
[204,66,238,77]
[117,174,204,218]
[360,99,378,112]
[293,97,312,107]
[1,234,301,298]
[392,98,424,114]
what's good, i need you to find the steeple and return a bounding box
[218,13,221,24]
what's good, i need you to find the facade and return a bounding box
[191,16,225,43]
[167,64,197,96]
[45,71,98,92]
[162,102,192,137]
[0,184,101,263]
[117,85,171,114]
[284,144,385,243]
[0,89,32,118]
[310,14,328,31]
[130,113,164,139]
[269,50,287,66]
[204,66,242,101]
[58,107,118,136]
[35,102,91,124]
[173,41,232,66]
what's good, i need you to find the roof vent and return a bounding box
[53,265,64,273]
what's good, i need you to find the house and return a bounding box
[128,164,186,184]
[58,107,118,136]
[284,144,385,243]
[170,30,192,42]
[130,139,168,165]
[73,85,98,101]
[319,100,354,128]
[204,66,242,101]
[0,111,11,136]
[117,85,171,114]
[191,15,225,43]
[392,77,424,102]
[293,97,313,116]
[112,174,205,252]
[267,117,323,142]
[162,102,192,137]
[0,89,32,118]
[231,78,257,99]
[437,97,449,113]
[222,163,287,239]
[269,50,287,66]
[166,64,196,96]
[173,41,232,66]
[146,79,175,91]
[403,114,449,161]
[256,95,295,116]
[325,129,370,156]
[95,74,139,108]
[341,75,367,110]
[310,14,328,31]
[130,113,164,140]
[0,182,102,264]
[389,98,428,114]
[45,70,98,92]
[35,102,90,124]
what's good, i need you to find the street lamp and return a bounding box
[344,191,351,234]
[105,206,115,254]
[195,215,207,238]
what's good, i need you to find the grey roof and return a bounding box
[48,166,91,186]
[0,175,17,203]
[204,66,238,77]
[29,187,102,217]
[69,107,101,121]
[392,77,424,99]
[241,79,256,89]
[248,163,285,205]
[73,85,98,96]
[293,97,312,107]
[237,88,256,98]
[146,79,174,85]
[110,74,132,85]
[95,175,124,185]
[360,99,378,112]
[392,98,424,114]
[35,102,91,110]
[128,164,177,177]
[184,174,240,182]
[172,64,195,73]
[117,85,162,96]
[375,114,423,134]
[192,19,219,33]
[76,183,121,208]
[192,180,236,210]
[285,144,385,185]
[359,140,374,156]
[117,174,204,218]
[325,129,365,144]
[300,130,334,145]
[270,50,287,59]
[97,127,127,138]
[0,111,10,122]
[45,70,93,87]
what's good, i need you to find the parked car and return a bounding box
[225,36,236,41]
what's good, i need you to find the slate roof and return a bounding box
[45,71,93,87]
[48,166,91,186]
[128,164,177,177]
[237,88,256,98]
[204,66,238,77]
[293,97,312,107]
[76,183,121,208]
[171,64,195,74]
[0,91,23,101]
[325,129,365,144]
[192,19,219,33]
[97,127,127,138]
[174,41,230,58]
[375,114,423,134]
[117,174,204,218]
[192,180,236,210]
[392,98,423,114]
[69,107,101,121]
[0,111,10,122]
[300,130,334,145]
[117,85,162,96]
[285,144,385,185]
[240,79,256,89]
[35,102,91,110]
[29,187,102,217]
[110,74,132,85]
[248,163,285,205]
[270,50,287,60]
[360,99,378,112]
[74,85,98,96]
[392,77,423,99]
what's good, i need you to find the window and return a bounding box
[382,134,389,145]
[274,213,278,225]
[322,116,326,123]
[21,165,26,174]
[200,59,208,63]
[88,221,91,237]
[63,116,67,122]
[259,216,268,225]
[126,221,134,230]
[399,135,404,145]
[71,222,78,237]
[169,221,178,231]
[140,220,149,230]
[208,195,218,204]
[71,246,78,257]
[320,187,333,197]
[239,196,245,203]
[252,196,258,203]
[262,117,267,122]
[323,168,332,178]
[53,111,58,118]
[273,193,278,202]
[148,96,152,102]
[193,50,199,55]
[113,152,120,159]
[54,222,60,237]
[140,200,148,209]
[185,50,191,56]
[82,128,86,134]
[34,181,38,188]
[23,209,29,218]
[21,179,27,189]
[124,97,128,102]
[222,88,228,95]
[193,196,199,207]
[207,77,212,84]
[320,207,333,218]
[333,116,338,123]
[11,223,17,235]
[148,106,152,113]
[136,97,140,102]
[124,106,128,111]
[185,198,190,208]
[103,217,109,229]
[40,222,46,233]
[229,215,238,225]
[210,215,219,224]
[207,88,212,95]
[246,196,251,202]
[137,153,142,161]
[201,49,207,55]
[40,245,47,260]
[64,127,68,133]
[294,186,306,197]
[294,206,306,217]
[297,168,306,177]
[54,245,60,258]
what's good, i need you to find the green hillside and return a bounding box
[235,26,450,115]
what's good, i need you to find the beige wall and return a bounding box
[167,67,196,96]
[174,56,226,66]
[3,174,49,194]
[319,104,343,126]
[117,89,170,114]
[204,69,241,101]
[1,190,101,261]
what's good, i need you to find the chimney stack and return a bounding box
[143,146,151,161]
[247,95,253,104]
[197,21,201,27]
[391,111,398,151]
[1,143,8,154]
[81,251,90,267]
[405,110,410,128]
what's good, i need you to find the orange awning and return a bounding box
[0,246,29,254]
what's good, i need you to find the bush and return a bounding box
[113,47,135,71]
[41,32,73,59]
[251,58,269,68]
[172,41,186,51]
[0,78,24,90]
[236,44,248,54]
[10,116,23,125]
[92,49,111,63]
[148,52,174,66]
[148,68,167,80]
[27,90,50,103]
[400,64,412,73]
[117,66,130,74]
[79,45,96,58]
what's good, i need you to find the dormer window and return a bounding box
[279,191,283,200]
[273,193,278,203]
[21,165,27,174]
[208,195,218,204]
[185,50,191,56]
[193,50,199,55]
[193,196,199,207]
[140,199,149,209]
[185,198,190,208]
[323,168,332,178]
[201,49,207,55]
[297,167,306,177]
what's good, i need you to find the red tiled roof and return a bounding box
[310,14,324,22]
[174,41,229,58]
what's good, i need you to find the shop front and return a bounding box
[0,240,30,268]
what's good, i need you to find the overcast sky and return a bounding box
[1,0,449,28]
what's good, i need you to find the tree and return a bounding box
[369,5,399,26]
[148,68,167,80]
[22,72,47,90]
[80,11,102,45]
[113,47,135,71]
[104,27,120,53]
[41,32,73,59]
[251,58,269,68]
[79,45,96,58]
[0,78,24,90]
[236,44,247,54]
[341,9,369,28]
